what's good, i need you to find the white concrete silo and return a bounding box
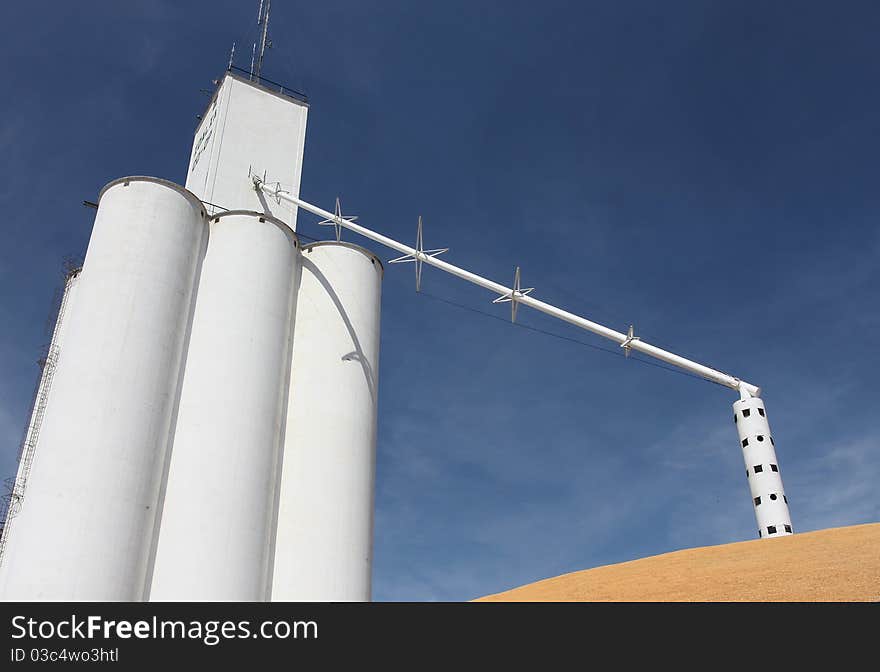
[149,211,300,601]
[0,268,80,572]
[272,242,383,602]
[0,177,207,600]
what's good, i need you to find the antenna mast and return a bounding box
[254,0,271,80]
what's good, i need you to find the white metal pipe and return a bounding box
[733,397,792,538]
[256,180,760,397]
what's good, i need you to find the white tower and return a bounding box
[272,242,383,601]
[149,211,300,600]
[0,178,207,600]
[185,69,308,227]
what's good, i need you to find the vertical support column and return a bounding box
[733,396,792,539]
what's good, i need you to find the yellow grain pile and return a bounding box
[477,522,880,601]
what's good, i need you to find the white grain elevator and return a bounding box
[0,69,382,601]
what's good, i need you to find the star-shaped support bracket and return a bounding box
[318,197,358,242]
[388,216,449,292]
[620,324,640,358]
[493,266,535,323]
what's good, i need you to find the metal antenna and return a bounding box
[228,42,236,70]
[388,216,449,292]
[255,0,272,80]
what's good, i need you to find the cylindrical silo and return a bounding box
[0,268,80,573]
[149,211,299,601]
[733,397,792,539]
[0,177,207,600]
[272,241,383,602]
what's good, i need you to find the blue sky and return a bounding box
[1,1,878,601]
